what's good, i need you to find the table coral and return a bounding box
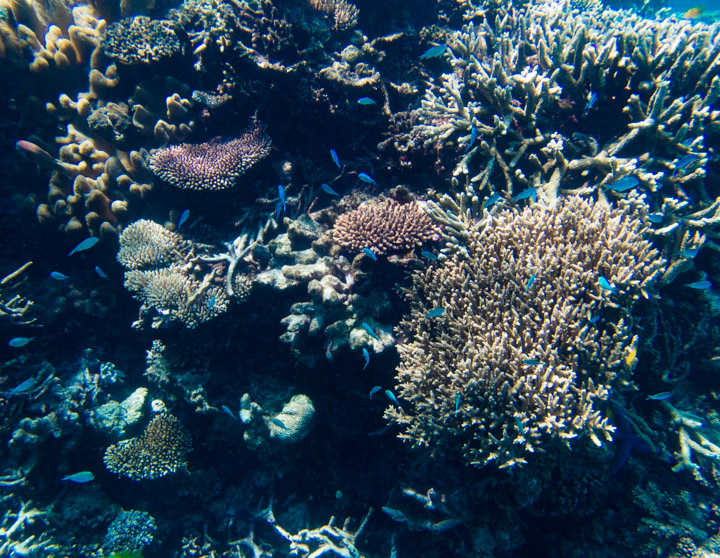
[386,196,665,468]
[102,16,185,66]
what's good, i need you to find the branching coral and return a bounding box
[309,0,359,31]
[148,120,271,190]
[117,219,180,270]
[332,198,439,256]
[102,16,185,66]
[104,413,191,480]
[386,196,665,468]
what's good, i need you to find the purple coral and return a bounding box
[148,121,271,190]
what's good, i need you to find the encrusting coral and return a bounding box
[386,196,666,469]
[103,413,191,480]
[332,198,439,256]
[148,119,271,190]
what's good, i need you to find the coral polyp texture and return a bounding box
[103,413,191,480]
[386,196,665,469]
[332,198,439,256]
[117,219,180,269]
[102,16,185,66]
[148,121,272,190]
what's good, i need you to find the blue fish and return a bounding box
[421,250,438,261]
[269,417,288,429]
[61,471,94,483]
[385,389,399,405]
[358,173,376,185]
[321,183,339,196]
[177,209,190,230]
[589,315,600,324]
[94,266,108,280]
[676,154,698,170]
[599,277,616,291]
[455,393,461,412]
[605,177,639,192]
[369,386,382,400]
[362,248,378,261]
[425,307,445,319]
[646,392,674,401]
[585,91,598,110]
[419,44,446,59]
[278,185,286,212]
[512,187,537,202]
[9,337,34,348]
[362,322,380,340]
[50,271,69,280]
[208,295,216,309]
[525,274,536,293]
[647,213,664,224]
[330,149,341,168]
[7,378,35,395]
[68,237,99,256]
[362,347,370,370]
[358,97,377,105]
[685,280,711,290]
[221,405,237,419]
[483,194,502,209]
[275,201,283,220]
[680,248,699,258]
[523,359,544,366]
[468,126,477,149]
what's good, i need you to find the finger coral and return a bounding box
[148,120,271,190]
[386,196,665,469]
[103,413,191,480]
[332,198,439,256]
[117,219,180,270]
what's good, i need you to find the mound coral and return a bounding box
[104,413,191,480]
[332,198,439,256]
[386,196,665,469]
[148,121,271,190]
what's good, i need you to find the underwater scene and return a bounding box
[0,0,720,554]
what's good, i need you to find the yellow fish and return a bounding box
[682,6,705,18]
[625,346,637,367]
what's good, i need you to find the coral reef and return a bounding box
[102,510,156,555]
[309,0,360,32]
[148,120,271,190]
[102,16,185,67]
[104,412,192,480]
[117,219,180,269]
[387,196,665,468]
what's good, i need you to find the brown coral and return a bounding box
[309,0,359,31]
[117,220,180,270]
[102,17,184,66]
[103,413,191,480]
[386,196,665,469]
[333,199,439,256]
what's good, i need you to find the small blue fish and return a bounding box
[362,248,378,261]
[208,295,216,309]
[419,44,446,59]
[676,154,698,170]
[50,271,69,280]
[278,185,286,212]
[221,405,237,419]
[455,393,461,412]
[269,417,288,429]
[94,266,108,280]
[362,322,380,340]
[483,193,502,209]
[9,337,34,348]
[177,209,190,230]
[512,187,537,202]
[605,176,639,192]
[7,378,35,395]
[358,97,377,105]
[646,391,674,401]
[647,213,664,223]
[369,386,382,400]
[275,201,283,220]
[362,348,370,370]
[385,389,399,405]
[585,92,598,110]
[599,277,616,291]
[680,249,699,258]
[61,471,94,483]
[685,280,712,290]
[425,307,445,319]
[468,126,477,149]
[525,274,536,293]
[358,173,376,185]
[589,315,600,324]
[421,250,438,261]
[321,183,339,196]
[330,149,341,168]
[68,237,99,256]
[523,359,544,366]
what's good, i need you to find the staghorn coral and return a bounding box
[102,16,185,66]
[332,198,439,256]
[148,120,271,190]
[103,413,191,480]
[386,196,665,469]
[117,219,180,270]
[308,0,359,31]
